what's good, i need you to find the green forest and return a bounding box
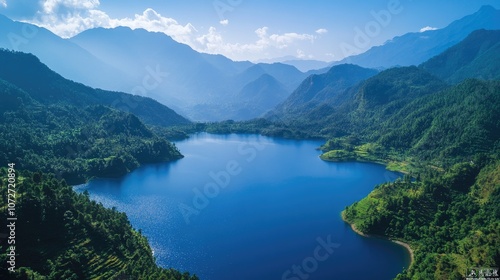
[188,31,500,279]
[0,28,499,279]
[0,169,199,280]
[0,49,196,279]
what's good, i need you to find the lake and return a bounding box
[76,133,410,280]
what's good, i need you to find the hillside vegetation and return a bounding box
[0,170,198,280]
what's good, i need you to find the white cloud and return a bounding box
[194,26,316,58]
[110,8,197,44]
[29,4,197,45]
[269,32,314,48]
[21,1,320,60]
[315,28,328,34]
[0,0,7,8]
[420,26,438,32]
[42,0,100,14]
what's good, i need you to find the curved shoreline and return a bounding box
[342,213,414,268]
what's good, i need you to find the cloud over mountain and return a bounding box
[1,0,320,61]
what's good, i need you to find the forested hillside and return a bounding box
[198,29,500,279]
[322,36,500,279]
[0,170,199,280]
[0,77,182,185]
[0,49,190,127]
[420,29,500,83]
[0,50,195,278]
[343,158,499,280]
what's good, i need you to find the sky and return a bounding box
[0,0,499,62]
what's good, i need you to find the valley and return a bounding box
[0,3,499,280]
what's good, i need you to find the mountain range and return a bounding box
[420,29,500,83]
[0,4,499,280]
[0,49,190,127]
[333,5,500,69]
[267,28,500,132]
[1,6,498,122]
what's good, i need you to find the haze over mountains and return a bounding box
[334,5,500,68]
[267,28,500,133]
[0,5,498,122]
[0,3,499,279]
[0,50,190,127]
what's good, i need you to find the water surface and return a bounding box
[77,133,410,280]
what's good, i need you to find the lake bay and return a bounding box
[76,133,410,280]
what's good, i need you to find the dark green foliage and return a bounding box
[0,77,182,185]
[344,158,500,279]
[0,170,198,280]
[0,50,192,279]
[420,29,500,83]
[376,79,500,164]
[203,33,500,279]
[268,63,378,121]
[0,49,190,127]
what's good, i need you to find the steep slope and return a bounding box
[70,27,305,121]
[281,59,332,72]
[256,56,331,72]
[0,49,190,127]
[338,80,500,279]
[335,5,500,68]
[343,158,499,280]
[70,27,227,108]
[231,74,290,120]
[0,76,183,184]
[420,29,500,83]
[0,14,132,92]
[232,63,306,93]
[200,53,253,76]
[267,64,378,120]
[0,170,199,279]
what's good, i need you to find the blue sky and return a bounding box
[1,0,498,61]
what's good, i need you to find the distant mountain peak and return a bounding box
[478,4,496,12]
[334,5,500,69]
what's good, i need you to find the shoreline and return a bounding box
[342,213,414,268]
[320,155,411,175]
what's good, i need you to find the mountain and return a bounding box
[334,5,500,68]
[0,49,190,127]
[231,74,289,119]
[0,15,302,121]
[267,64,379,121]
[256,56,331,72]
[319,66,448,135]
[339,79,500,279]
[281,59,332,72]
[0,75,183,184]
[70,26,230,112]
[232,62,306,93]
[420,29,500,83]
[69,27,306,121]
[199,53,253,76]
[0,14,132,92]
[257,37,500,279]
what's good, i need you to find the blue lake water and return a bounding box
[76,133,410,280]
